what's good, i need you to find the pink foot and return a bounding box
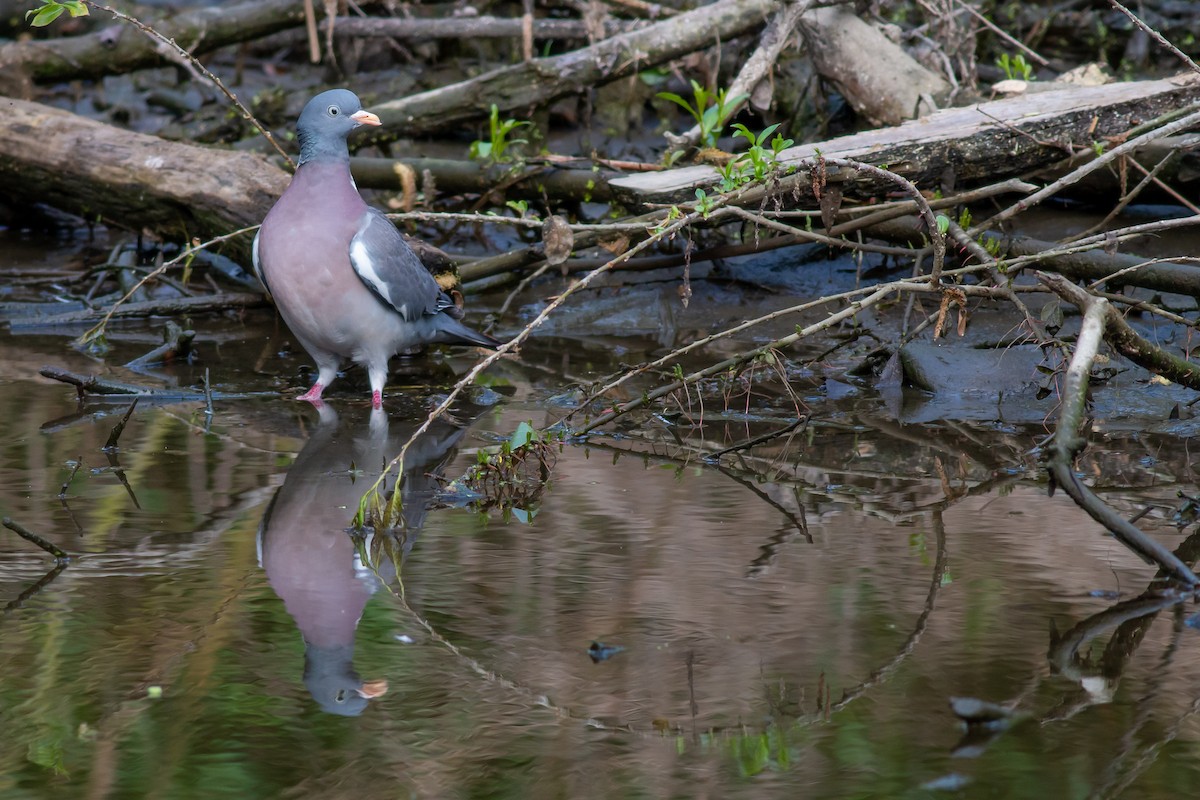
[297,383,325,403]
[371,389,383,409]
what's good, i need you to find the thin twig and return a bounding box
[980,103,1200,230]
[1107,0,1200,77]
[354,202,730,526]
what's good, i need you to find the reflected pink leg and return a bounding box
[371,389,383,409]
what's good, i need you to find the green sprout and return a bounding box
[469,104,531,164]
[731,123,783,181]
[657,80,749,148]
[717,158,749,192]
[996,53,1034,81]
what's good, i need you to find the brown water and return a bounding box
[4,236,1200,799]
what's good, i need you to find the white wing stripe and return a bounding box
[350,234,393,305]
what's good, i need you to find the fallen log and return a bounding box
[867,216,1200,298]
[370,0,777,134]
[0,97,286,264]
[610,74,1200,207]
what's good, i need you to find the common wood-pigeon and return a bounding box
[254,89,500,408]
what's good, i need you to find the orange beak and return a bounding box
[351,109,382,127]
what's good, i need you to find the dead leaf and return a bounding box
[598,233,629,256]
[542,215,574,269]
[819,185,842,231]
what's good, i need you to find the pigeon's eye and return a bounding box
[328,105,340,116]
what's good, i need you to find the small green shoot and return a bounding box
[935,214,951,236]
[657,80,749,148]
[996,53,1034,81]
[651,205,683,235]
[469,104,531,164]
[694,188,715,218]
[717,159,748,192]
[505,199,532,219]
[731,123,782,180]
[770,131,794,158]
[456,421,559,513]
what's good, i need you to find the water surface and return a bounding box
[3,235,1200,800]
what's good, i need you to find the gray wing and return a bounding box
[349,209,444,322]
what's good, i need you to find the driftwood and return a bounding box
[611,74,1200,206]
[370,0,776,134]
[0,0,341,94]
[4,70,1196,289]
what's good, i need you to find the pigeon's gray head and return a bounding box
[296,89,381,166]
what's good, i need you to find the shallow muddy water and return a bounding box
[4,231,1200,799]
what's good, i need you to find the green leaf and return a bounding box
[657,92,700,124]
[28,4,66,26]
[731,123,755,144]
[509,421,536,450]
[65,0,88,16]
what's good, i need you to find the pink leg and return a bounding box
[371,389,383,409]
[297,382,325,403]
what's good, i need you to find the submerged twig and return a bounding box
[1039,283,1198,585]
[2,517,70,563]
[103,398,139,451]
[58,457,83,499]
[39,366,274,402]
[2,563,69,617]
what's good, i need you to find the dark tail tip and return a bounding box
[438,316,503,350]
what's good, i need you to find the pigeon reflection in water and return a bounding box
[258,405,468,716]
